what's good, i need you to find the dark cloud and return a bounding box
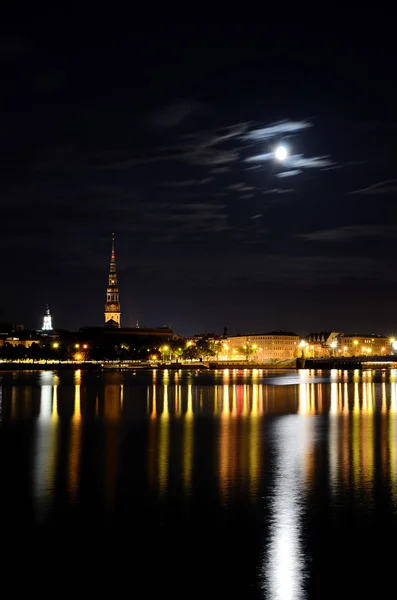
[348,179,397,195]
[262,188,293,194]
[210,166,231,174]
[297,225,397,242]
[162,177,214,188]
[149,99,203,129]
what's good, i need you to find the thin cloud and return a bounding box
[250,214,263,219]
[210,167,231,174]
[149,99,203,129]
[246,152,334,169]
[162,177,214,187]
[276,170,302,178]
[297,224,397,242]
[228,182,254,191]
[243,120,312,141]
[262,188,293,194]
[348,179,397,195]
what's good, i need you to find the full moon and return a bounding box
[275,145,288,161]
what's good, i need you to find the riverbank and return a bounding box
[0,359,298,371]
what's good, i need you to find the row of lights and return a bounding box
[300,337,397,354]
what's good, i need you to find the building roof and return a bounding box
[341,333,388,338]
[229,330,299,338]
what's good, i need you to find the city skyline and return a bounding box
[2,25,397,335]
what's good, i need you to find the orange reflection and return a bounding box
[249,384,261,496]
[390,383,397,502]
[147,385,158,490]
[183,385,194,494]
[68,381,82,500]
[158,384,170,497]
[222,384,229,417]
[329,383,339,494]
[103,382,121,511]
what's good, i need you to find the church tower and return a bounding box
[104,233,121,327]
[42,305,53,331]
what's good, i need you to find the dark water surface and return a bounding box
[1,367,397,598]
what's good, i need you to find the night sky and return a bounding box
[2,23,397,336]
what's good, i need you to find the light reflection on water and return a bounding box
[2,368,397,595]
[263,416,308,600]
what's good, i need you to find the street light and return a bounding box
[330,341,337,357]
[299,340,307,358]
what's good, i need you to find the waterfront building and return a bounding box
[220,331,300,362]
[305,331,340,357]
[337,333,392,356]
[104,234,121,328]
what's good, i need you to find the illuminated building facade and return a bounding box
[41,305,53,331]
[104,233,121,327]
[337,333,392,356]
[221,331,299,362]
[305,331,340,357]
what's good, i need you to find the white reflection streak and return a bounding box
[263,416,306,599]
[329,383,339,495]
[33,375,53,518]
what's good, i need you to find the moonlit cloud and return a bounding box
[245,152,334,170]
[348,179,397,195]
[245,152,274,163]
[243,120,311,141]
[276,170,302,178]
[263,188,294,194]
[288,155,334,168]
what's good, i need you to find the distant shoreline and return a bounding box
[0,360,298,372]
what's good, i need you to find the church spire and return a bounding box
[104,233,121,327]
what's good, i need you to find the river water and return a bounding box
[0,368,396,598]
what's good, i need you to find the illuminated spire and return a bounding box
[42,305,53,331]
[104,233,121,327]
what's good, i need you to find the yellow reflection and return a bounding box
[391,382,397,414]
[352,383,360,490]
[252,383,259,416]
[382,382,387,414]
[103,382,121,510]
[183,385,194,493]
[243,385,249,416]
[158,384,170,496]
[175,385,182,417]
[249,384,261,496]
[147,385,157,489]
[232,385,238,417]
[68,382,82,500]
[219,383,235,502]
[151,384,157,418]
[329,383,339,495]
[390,384,397,501]
[298,384,309,415]
[222,384,229,417]
[343,383,349,414]
[103,384,121,421]
[361,384,374,492]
